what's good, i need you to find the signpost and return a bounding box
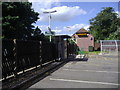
[43,10,57,42]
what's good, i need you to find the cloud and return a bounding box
[52,29,62,33]
[29,0,60,13]
[38,24,90,35]
[84,25,90,30]
[39,6,87,22]
[63,24,90,32]
[28,1,87,22]
[115,11,120,18]
[37,25,62,34]
[37,25,48,32]
[61,24,90,35]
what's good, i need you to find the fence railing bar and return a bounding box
[2,39,78,81]
[13,39,18,77]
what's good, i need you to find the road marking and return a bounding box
[63,69,119,74]
[76,62,118,65]
[76,62,118,66]
[64,65,70,67]
[64,62,73,67]
[50,78,119,86]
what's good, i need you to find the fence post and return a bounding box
[13,39,18,77]
[40,41,42,67]
[115,40,118,52]
[67,39,69,58]
[100,40,102,55]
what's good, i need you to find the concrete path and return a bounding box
[29,54,119,88]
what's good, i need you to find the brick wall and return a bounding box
[94,43,100,51]
[74,34,94,51]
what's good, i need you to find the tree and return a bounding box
[2,2,39,40]
[89,7,119,42]
[30,26,49,42]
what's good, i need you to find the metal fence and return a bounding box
[67,43,78,56]
[100,40,120,55]
[2,39,58,80]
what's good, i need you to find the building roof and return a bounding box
[76,28,88,34]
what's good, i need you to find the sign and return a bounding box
[76,33,87,36]
[45,31,52,35]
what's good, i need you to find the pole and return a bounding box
[49,13,51,28]
[100,40,102,55]
[115,40,118,52]
[49,14,52,42]
[43,10,57,42]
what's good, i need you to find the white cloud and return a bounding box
[39,6,87,22]
[52,27,62,33]
[61,24,89,35]
[84,25,90,30]
[63,24,90,32]
[28,1,87,22]
[37,23,90,35]
[38,25,48,32]
[115,11,120,18]
[52,29,62,33]
[62,24,90,36]
[29,1,88,35]
[29,0,60,12]
[37,25,62,34]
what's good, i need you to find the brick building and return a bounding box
[72,28,94,51]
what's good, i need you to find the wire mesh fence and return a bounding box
[100,40,120,55]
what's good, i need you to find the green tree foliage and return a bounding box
[30,26,49,42]
[89,7,120,41]
[2,2,39,40]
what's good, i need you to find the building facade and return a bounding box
[72,28,94,51]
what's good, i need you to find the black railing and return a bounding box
[67,43,78,56]
[2,39,58,80]
[2,39,78,80]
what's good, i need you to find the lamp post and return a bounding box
[43,10,57,42]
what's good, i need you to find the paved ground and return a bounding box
[29,54,119,89]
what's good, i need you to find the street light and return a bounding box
[43,10,57,42]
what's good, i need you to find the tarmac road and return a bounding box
[29,54,119,89]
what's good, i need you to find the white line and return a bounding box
[50,78,119,86]
[63,69,119,74]
[76,62,118,66]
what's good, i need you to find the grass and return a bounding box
[76,51,101,55]
[88,51,101,55]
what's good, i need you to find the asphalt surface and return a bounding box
[28,54,119,88]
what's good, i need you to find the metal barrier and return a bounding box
[67,43,78,56]
[2,39,57,80]
[100,40,120,55]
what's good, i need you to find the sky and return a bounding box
[28,0,119,36]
